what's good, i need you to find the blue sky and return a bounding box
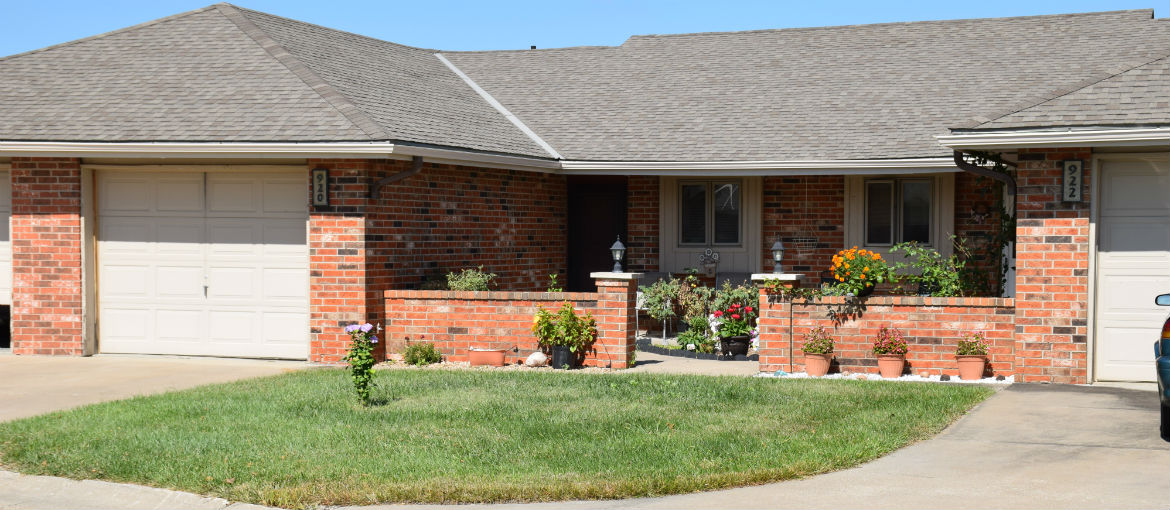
[0,1,1161,57]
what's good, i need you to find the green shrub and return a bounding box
[532,302,598,353]
[713,280,759,314]
[447,266,497,291]
[403,342,442,366]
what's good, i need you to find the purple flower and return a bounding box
[360,323,374,333]
[344,324,359,334]
[370,335,379,344]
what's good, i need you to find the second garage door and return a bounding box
[97,169,309,359]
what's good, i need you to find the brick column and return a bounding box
[10,158,84,355]
[590,272,640,369]
[307,159,372,364]
[1013,148,1091,383]
[754,274,803,373]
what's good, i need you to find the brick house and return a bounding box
[0,5,1166,383]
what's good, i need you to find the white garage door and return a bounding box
[1095,156,1170,381]
[97,170,309,359]
[0,171,11,305]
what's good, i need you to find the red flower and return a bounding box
[731,314,741,320]
[731,303,740,309]
[713,310,723,317]
[745,306,753,313]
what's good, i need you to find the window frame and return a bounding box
[863,177,934,247]
[677,179,743,248]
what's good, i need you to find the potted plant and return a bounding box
[872,326,909,378]
[801,326,834,377]
[956,332,990,380]
[829,247,891,297]
[712,302,756,357]
[532,302,597,369]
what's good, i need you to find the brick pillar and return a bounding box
[307,159,372,364]
[10,158,84,355]
[754,274,802,373]
[1013,148,1091,383]
[590,272,639,369]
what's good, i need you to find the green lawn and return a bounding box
[0,369,993,508]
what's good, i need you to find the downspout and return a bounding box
[952,150,1016,203]
[369,156,423,198]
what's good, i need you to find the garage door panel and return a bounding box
[0,171,13,304]
[263,268,309,300]
[1096,157,1170,382]
[98,169,308,359]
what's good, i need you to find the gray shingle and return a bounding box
[974,56,1170,129]
[443,9,1169,161]
[0,6,371,142]
[232,6,550,157]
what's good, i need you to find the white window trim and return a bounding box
[844,173,954,259]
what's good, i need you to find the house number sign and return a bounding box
[311,168,329,206]
[1062,160,1083,202]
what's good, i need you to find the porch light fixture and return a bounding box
[771,240,785,274]
[610,236,626,273]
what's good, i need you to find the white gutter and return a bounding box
[559,157,959,175]
[391,144,560,173]
[937,127,1170,150]
[0,141,399,158]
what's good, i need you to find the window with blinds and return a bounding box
[679,181,741,246]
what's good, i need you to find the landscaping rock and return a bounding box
[524,351,548,367]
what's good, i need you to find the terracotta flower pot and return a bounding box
[804,353,832,377]
[876,354,905,379]
[469,348,506,367]
[956,355,987,380]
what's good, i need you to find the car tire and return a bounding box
[1162,404,1170,442]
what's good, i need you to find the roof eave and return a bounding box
[938,127,1170,150]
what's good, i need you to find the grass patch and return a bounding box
[0,369,992,507]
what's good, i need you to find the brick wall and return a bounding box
[10,158,84,355]
[626,176,659,273]
[762,176,845,274]
[371,159,567,291]
[306,159,371,363]
[384,276,637,368]
[758,289,1015,377]
[1011,148,1092,383]
[953,170,1011,294]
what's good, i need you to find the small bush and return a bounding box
[447,266,497,291]
[956,332,989,356]
[403,342,442,366]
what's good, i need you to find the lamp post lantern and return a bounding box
[771,240,786,274]
[610,236,626,273]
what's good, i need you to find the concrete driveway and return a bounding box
[0,357,1166,509]
[0,353,305,422]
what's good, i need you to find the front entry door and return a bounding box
[566,176,627,292]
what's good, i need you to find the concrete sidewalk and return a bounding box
[626,351,759,376]
[354,383,1169,510]
[0,353,305,422]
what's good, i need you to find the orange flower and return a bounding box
[860,274,866,280]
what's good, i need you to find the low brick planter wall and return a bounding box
[384,275,638,368]
[758,291,1016,378]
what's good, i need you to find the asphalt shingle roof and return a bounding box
[443,9,1169,161]
[0,5,1166,160]
[0,6,371,142]
[973,55,1170,130]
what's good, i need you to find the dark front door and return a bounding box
[567,176,628,292]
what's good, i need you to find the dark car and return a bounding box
[1154,294,1170,441]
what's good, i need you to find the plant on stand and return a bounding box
[639,278,679,341]
[872,326,909,379]
[801,326,834,377]
[829,247,891,297]
[956,332,990,380]
[342,323,379,406]
[532,302,597,369]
